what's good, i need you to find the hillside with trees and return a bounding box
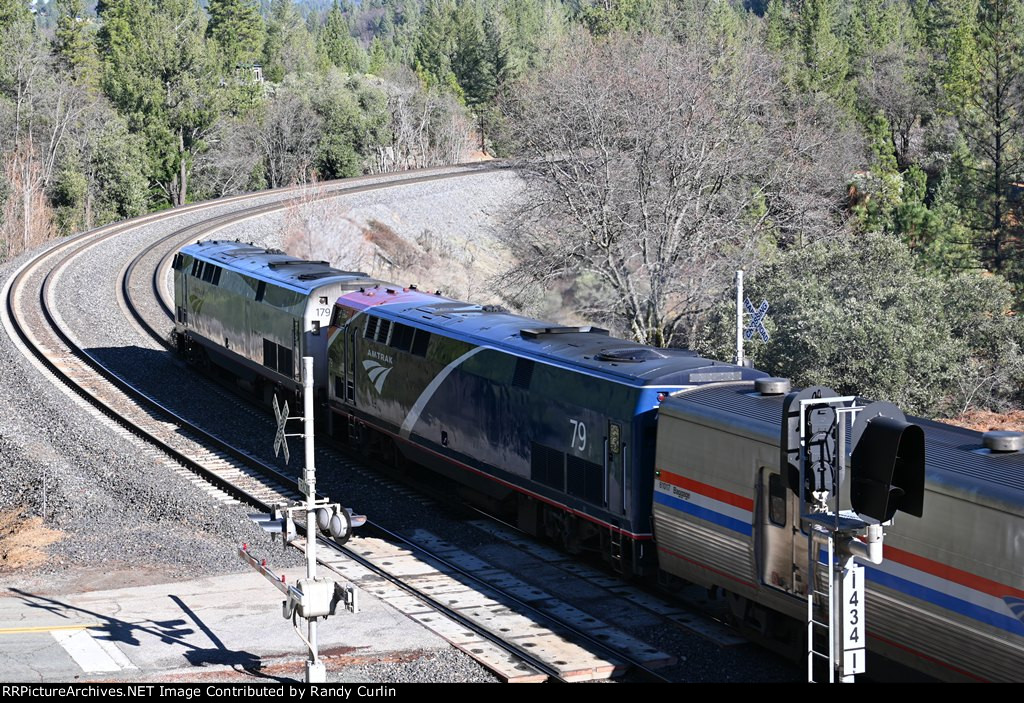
[2,0,1023,419]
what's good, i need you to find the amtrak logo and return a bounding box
[363,359,392,394]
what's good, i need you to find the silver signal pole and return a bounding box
[736,270,744,366]
[301,356,324,684]
[245,356,362,684]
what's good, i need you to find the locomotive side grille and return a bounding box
[566,455,604,506]
[262,338,277,370]
[513,358,534,389]
[531,442,565,492]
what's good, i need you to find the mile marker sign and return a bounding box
[273,395,290,465]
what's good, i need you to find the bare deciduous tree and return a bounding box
[192,116,263,198]
[375,68,474,172]
[499,30,857,348]
[281,178,373,272]
[1,140,55,260]
[859,45,931,170]
[0,23,98,259]
[249,83,323,189]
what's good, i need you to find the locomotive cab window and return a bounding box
[330,306,353,328]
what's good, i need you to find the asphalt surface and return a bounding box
[0,566,494,684]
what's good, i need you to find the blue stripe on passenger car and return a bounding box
[864,565,1024,638]
[654,491,752,537]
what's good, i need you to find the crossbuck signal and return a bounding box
[734,271,771,366]
[744,297,770,342]
[272,394,299,465]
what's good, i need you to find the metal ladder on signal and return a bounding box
[798,395,858,683]
[806,525,838,683]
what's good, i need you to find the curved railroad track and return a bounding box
[3,166,798,683]
[2,165,692,683]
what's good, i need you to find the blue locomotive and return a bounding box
[174,241,1023,681]
[323,285,764,571]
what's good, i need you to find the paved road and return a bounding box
[0,569,450,683]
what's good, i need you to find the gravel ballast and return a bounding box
[0,166,520,683]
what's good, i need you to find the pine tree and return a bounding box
[96,0,144,63]
[957,0,1024,278]
[0,0,31,32]
[414,0,457,91]
[319,0,365,73]
[452,0,492,108]
[99,0,218,207]
[765,0,792,52]
[796,0,853,106]
[207,0,265,69]
[367,36,395,74]
[263,0,317,82]
[53,0,101,87]
[940,0,981,111]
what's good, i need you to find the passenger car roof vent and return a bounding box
[594,347,667,363]
[982,430,1024,453]
[755,377,791,395]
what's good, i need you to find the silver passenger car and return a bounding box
[653,381,1024,682]
[172,240,376,399]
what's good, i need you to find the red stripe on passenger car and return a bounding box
[868,631,989,682]
[882,544,1024,600]
[656,470,754,512]
[655,544,757,590]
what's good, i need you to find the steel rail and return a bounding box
[5,166,582,682]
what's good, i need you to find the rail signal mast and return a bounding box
[781,390,926,682]
[240,356,365,683]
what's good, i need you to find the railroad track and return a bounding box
[3,167,684,683]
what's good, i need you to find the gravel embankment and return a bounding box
[0,167,522,682]
[0,166,798,683]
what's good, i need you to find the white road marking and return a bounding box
[52,629,135,673]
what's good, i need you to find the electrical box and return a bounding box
[294,578,334,618]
